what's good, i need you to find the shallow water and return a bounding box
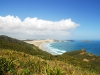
[42,40,100,56]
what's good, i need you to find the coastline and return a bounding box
[24,39,55,51]
[25,39,100,56]
[24,39,66,55]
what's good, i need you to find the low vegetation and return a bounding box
[0,50,97,75]
[55,50,100,74]
[0,35,53,60]
[0,35,100,75]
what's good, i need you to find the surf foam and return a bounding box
[42,43,66,55]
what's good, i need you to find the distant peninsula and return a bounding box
[81,40,90,42]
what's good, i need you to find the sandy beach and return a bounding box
[24,39,54,50]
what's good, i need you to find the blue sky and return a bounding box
[0,0,100,40]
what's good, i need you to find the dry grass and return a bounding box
[0,49,98,75]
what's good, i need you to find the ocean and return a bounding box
[42,40,100,56]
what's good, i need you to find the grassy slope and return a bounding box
[55,50,100,74]
[0,35,100,75]
[0,35,53,60]
[0,49,97,75]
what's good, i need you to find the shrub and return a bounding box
[0,57,15,75]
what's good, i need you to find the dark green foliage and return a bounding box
[0,57,15,75]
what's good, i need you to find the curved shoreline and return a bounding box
[24,39,66,55]
[24,39,55,51]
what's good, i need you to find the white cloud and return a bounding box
[0,15,79,39]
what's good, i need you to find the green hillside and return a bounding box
[0,49,97,75]
[0,35,53,60]
[55,50,100,74]
[0,35,100,75]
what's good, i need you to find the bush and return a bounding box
[0,57,14,75]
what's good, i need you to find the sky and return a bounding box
[0,0,100,40]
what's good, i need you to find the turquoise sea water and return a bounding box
[42,40,100,56]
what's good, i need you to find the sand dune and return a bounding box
[24,39,54,50]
